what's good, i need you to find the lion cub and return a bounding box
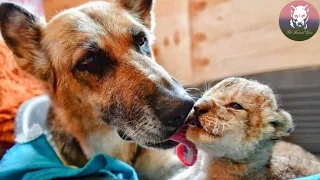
[172,77,320,180]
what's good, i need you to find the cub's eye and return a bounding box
[269,121,280,127]
[75,51,113,76]
[171,77,179,83]
[228,103,244,110]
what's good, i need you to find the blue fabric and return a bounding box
[0,135,138,180]
[293,174,320,180]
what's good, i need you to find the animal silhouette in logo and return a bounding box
[290,5,309,29]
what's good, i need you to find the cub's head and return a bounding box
[186,77,294,160]
[0,0,194,149]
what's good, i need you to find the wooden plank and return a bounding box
[44,0,87,20]
[189,0,320,84]
[153,0,192,82]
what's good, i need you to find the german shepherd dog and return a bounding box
[0,0,194,179]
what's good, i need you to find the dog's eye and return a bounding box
[76,52,113,76]
[133,31,148,47]
[77,55,103,74]
[137,36,146,47]
[228,103,244,110]
[133,32,150,56]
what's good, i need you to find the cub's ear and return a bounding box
[0,2,50,81]
[269,109,294,140]
[116,0,155,31]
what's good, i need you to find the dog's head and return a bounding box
[0,0,194,149]
[291,5,309,28]
[186,78,294,160]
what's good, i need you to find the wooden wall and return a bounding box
[44,0,320,85]
[189,0,320,84]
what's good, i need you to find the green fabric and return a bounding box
[292,174,320,180]
[0,134,138,180]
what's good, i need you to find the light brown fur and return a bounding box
[172,77,320,180]
[0,1,194,179]
[273,141,319,162]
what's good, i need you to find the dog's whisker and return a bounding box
[127,117,149,141]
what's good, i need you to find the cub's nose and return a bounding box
[193,99,212,117]
[161,98,194,127]
[193,105,209,117]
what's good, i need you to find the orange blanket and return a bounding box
[0,39,45,143]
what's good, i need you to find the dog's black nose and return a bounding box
[161,99,194,127]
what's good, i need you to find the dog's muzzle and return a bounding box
[117,96,194,149]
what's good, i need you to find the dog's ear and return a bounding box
[116,0,155,31]
[269,109,294,140]
[0,2,50,81]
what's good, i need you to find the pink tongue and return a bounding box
[169,126,198,166]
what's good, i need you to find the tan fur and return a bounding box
[172,77,320,180]
[270,156,320,180]
[0,1,194,179]
[273,141,319,162]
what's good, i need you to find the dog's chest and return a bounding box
[83,129,135,164]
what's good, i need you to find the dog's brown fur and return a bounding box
[171,77,320,180]
[0,1,194,179]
